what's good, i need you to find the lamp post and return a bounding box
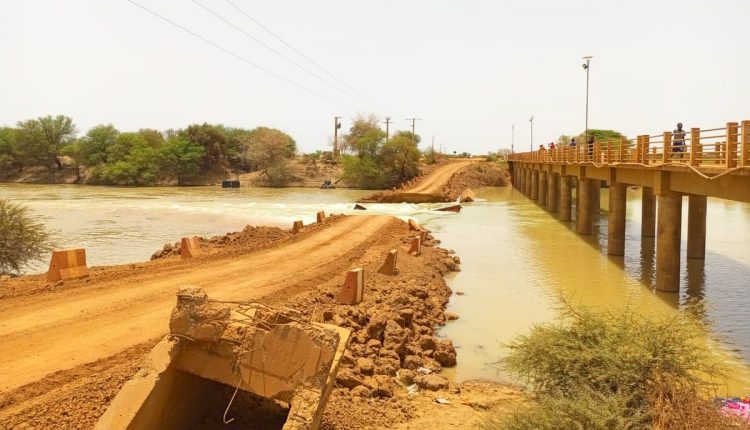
[511,123,515,154]
[529,115,534,152]
[582,56,593,145]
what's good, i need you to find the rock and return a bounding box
[398,369,417,385]
[455,291,465,296]
[382,319,407,358]
[163,243,174,253]
[373,375,395,398]
[322,310,334,321]
[357,357,375,375]
[365,338,382,353]
[366,314,387,341]
[403,355,423,370]
[350,385,371,398]
[444,311,459,321]
[434,340,457,367]
[415,374,449,391]
[336,368,363,389]
[398,308,415,326]
[419,335,437,351]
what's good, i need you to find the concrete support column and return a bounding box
[539,172,548,206]
[656,192,683,292]
[560,176,572,221]
[531,170,539,201]
[590,180,601,216]
[525,169,532,196]
[607,183,627,256]
[641,187,656,238]
[548,173,559,212]
[576,179,593,235]
[687,195,707,259]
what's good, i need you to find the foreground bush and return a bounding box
[0,199,53,274]
[483,306,748,430]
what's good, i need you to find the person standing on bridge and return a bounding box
[570,137,576,148]
[673,122,686,158]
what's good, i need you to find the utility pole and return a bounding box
[406,118,422,145]
[384,117,392,143]
[333,116,342,157]
[511,123,515,154]
[582,56,593,145]
[529,115,534,152]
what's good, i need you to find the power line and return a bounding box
[126,0,355,109]
[191,0,371,107]
[223,0,381,108]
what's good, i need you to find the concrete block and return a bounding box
[180,237,202,259]
[407,219,423,232]
[378,249,398,275]
[292,220,304,234]
[316,211,326,223]
[458,188,476,202]
[338,268,364,305]
[408,237,422,256]
[47,248,89,282]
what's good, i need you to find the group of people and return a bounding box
[536,122,687,158]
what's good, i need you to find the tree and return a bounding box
[181,123,229,172]
[239,127,296,172]
[98,133,160,185]
[380,132,421,183]
[343,114,385,157]
[63,125,120,179]
[156,137,205,186]
[16,115,78,169]
[0,199,54,274]
[138,129,165,148]
[0,127,22,173]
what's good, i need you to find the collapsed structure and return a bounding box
[97,287,349,430]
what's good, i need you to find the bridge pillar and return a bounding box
[590,180,601,215]
[560,175,572,221]
[641,187,656,238]
[687,195,707,259]
[525,168,532,196]
[539,171,548,206]
[519,166,525,191]
[656,191,683,292]
[576,179,593,235]
[548,173,559,212]
[607,182,627,256]
[531,170,539,201]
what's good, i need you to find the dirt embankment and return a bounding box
[359,160,509,203]
[0,214,523,430]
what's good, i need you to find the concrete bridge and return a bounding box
[508,121,750,293]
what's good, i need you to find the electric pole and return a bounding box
[333,116,342,157]
[384,117,392,143]
[512,123,515,154]
[406,118,422,145]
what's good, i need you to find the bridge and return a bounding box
[507,120,750,293]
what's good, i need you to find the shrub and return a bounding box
[486,305,746,430]
[0,199,54,274]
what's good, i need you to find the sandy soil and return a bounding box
[0,214,523,429]
[407,160,474,194]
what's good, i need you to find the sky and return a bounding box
[1,0,748,155]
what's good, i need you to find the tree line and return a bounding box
[0,115,296,186]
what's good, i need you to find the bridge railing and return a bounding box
[511,120,750,170]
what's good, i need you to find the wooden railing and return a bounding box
[509,120,750,170]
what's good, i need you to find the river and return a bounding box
[2,183,749,395]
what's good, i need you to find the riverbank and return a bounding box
[0,214,524,429]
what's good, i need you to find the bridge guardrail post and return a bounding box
[690,128,700,166]
[726,122,739,169]
[620,137,627,162]
[663,131,672,163]
[742,120,750,167]
[636,136,642,163]
[642,135,650,165]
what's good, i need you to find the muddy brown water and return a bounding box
[2,183,750,395]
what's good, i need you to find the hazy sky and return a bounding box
[2,1,748,154]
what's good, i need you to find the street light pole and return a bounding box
[529,115,534,152]
[582,56,593,145]
[511,123,515,154]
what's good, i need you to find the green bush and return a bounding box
[0,199,54,274]
[486,305,744,430]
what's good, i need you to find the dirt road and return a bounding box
[0,215,392,394]
[407,160,473,193]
